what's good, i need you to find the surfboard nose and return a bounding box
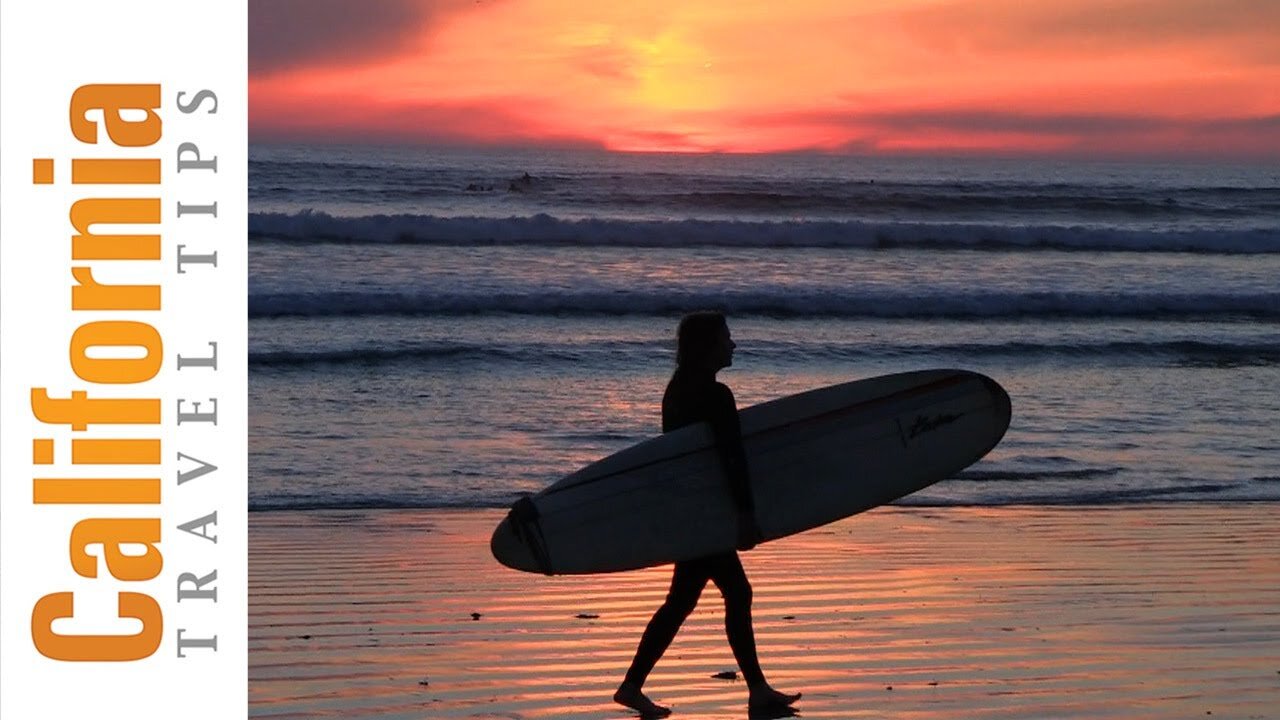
[980,373,1012,425]
[490,516,539,573]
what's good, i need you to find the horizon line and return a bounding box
[246,138,1280,166]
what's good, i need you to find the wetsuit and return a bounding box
[622,366,766,688]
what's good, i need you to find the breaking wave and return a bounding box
[250,211,1280,254]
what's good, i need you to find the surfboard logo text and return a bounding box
[907,412,962,439]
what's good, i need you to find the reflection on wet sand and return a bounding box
[251,505,1279,718]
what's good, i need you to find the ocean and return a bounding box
[247,144,1280,511]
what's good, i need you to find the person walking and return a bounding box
[614,311,801,717]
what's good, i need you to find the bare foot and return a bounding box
[614,682,672,718]
[748,685,802,710]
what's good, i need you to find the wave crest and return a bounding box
[249,288,1280,320]
[249,211,1280,254]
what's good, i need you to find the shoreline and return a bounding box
[245,498,1280,512]
[250,504,1279,719]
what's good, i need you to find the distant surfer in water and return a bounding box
[508,171,535,192]
[615,311,802,717]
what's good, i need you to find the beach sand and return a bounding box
[250,505,1279,719]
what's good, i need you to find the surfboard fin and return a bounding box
[508,497,555,575]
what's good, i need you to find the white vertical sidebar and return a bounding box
[1,2,247,717]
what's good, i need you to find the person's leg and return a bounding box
[616,559,711,716]
[709,552,802,709]
[707,552,764,684]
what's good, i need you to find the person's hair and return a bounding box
[675,311,727,367]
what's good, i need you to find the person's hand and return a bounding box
[736,511,762,551]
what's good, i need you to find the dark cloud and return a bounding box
[1022,0,1280,47]
[750,107,1280,134]
[748,108,1163,134]
[1214,114,1280,130]
[861,111,1162,135]
[608,128,705,150]
[250,0,475,75]
[891,0,1280,63]
[251,95,605,150]
[739,107,1280,159]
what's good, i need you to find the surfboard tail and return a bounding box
[491,498,556,575]
[490,516,531,572]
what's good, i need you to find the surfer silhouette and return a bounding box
[614,311,801,718]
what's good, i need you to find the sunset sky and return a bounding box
[249,0,1280,159]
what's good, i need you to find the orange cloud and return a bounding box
[249,0,1280,159]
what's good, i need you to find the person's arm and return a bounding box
[708,383,762,550]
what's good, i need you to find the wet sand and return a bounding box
[250,505,1280,719]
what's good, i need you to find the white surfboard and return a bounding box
[492,369,1011,574]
